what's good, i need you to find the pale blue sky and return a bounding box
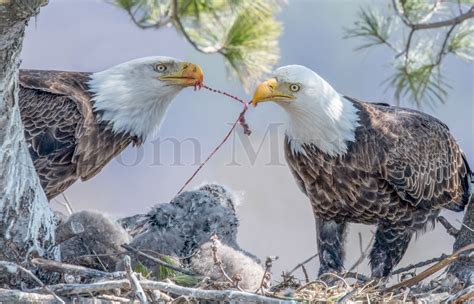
[22,0,473,279]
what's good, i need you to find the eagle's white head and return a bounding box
[251,65,359,156]
[88,56,203,139]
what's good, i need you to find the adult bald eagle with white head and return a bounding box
[19,57,203,200]
[251,65,471,278]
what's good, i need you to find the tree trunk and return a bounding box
[0,0,57,281]
[447,194,474,286]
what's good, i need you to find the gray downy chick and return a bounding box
[127,184,240,264]
[56,210,130,271]
[189,240,265,291]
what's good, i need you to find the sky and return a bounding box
[22,0,473,280]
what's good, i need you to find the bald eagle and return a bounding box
[251,65,471,278]
[19,57,203,200]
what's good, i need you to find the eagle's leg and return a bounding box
[369,224,412,278]
[315,218,347,276]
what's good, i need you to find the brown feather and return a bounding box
[19,70,142,200]
[285,96,470,227]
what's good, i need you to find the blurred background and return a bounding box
[22,0,473,280]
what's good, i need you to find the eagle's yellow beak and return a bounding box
[251,78,294,107]
[161,62,204,86]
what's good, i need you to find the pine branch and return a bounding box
[346,1,474,106]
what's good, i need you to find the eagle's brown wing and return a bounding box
[350,98,471,211]
[19,70,138,200]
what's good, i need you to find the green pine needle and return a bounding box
[448,23,474,61]
[155,255,179,280]
[220,2,282,90]
[389,64,448,106]
[344,8,393,50]
[173,274,204,286]
[134,261,152,279]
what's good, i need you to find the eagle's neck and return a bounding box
[283,90,360,157]
[87,71,179,140]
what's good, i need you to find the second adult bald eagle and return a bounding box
[251,65,471,278]
[20,57,203,200]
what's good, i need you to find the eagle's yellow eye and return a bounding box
[155,64,167,72]
[289,83,301,92]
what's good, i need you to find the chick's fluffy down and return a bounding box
[189,241,265,291]
[56,211,130,271]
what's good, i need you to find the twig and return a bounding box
[456,219,474,232]
[433,23,458,66]
[140,280,293,303]
[445,285,474,303]
[390,254,450,276]
[348,232,375,272]
[0,289,56,302]
[61,193,74,214]
[209,235,242,290]
[171,0,222,54]
[256,256,278,294]
[31,258,125,279]
[411,7,474,30]
[319,272,351,289]
[31,280,131,296]
[123,255,148,304]
[96,294,131,303]
[175,85,251,195]
[301,265,310,283]
[149,289,173,303]
[0,261,64,303]
[343,271,372,283]
[121,244,196,276]
[287,251,319,277]
[437,216,460,237]
[385,243,474,292]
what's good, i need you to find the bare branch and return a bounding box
[121,244,196,276]
[61,193,74,215]
[256,256,278,294]
[385,243,474,292]
[390,254,450,276]
[287,252,319,277]
[140,280,291,303]
[123,255,148,304]
[437,216,460,237]
[0,261,64,303]
[31,258,125,279]
[348,232,375,272]
[0,289,56,302]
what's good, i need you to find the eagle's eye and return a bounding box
[289,83,301,93]
[154,64,167,72]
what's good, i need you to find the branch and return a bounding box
[390,254,450,276]
[121,244,196,276]
[412,7,474,30]
[171,0,222,54]
[140,280,293,303]
[0,289,56,303]
[256,256,278,294]
[30,279,295,303]
[348,232,375,272]
[437,216,460,238]
[209,235,242,290]
[31,280,131,296]
[0,261,64,303]
[123,255,148,304]
[31,258,125,279]
[385,243,474,292]
[287,252,319,277]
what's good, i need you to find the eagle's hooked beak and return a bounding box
[160,62,204,86]
[251,78,294,107]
